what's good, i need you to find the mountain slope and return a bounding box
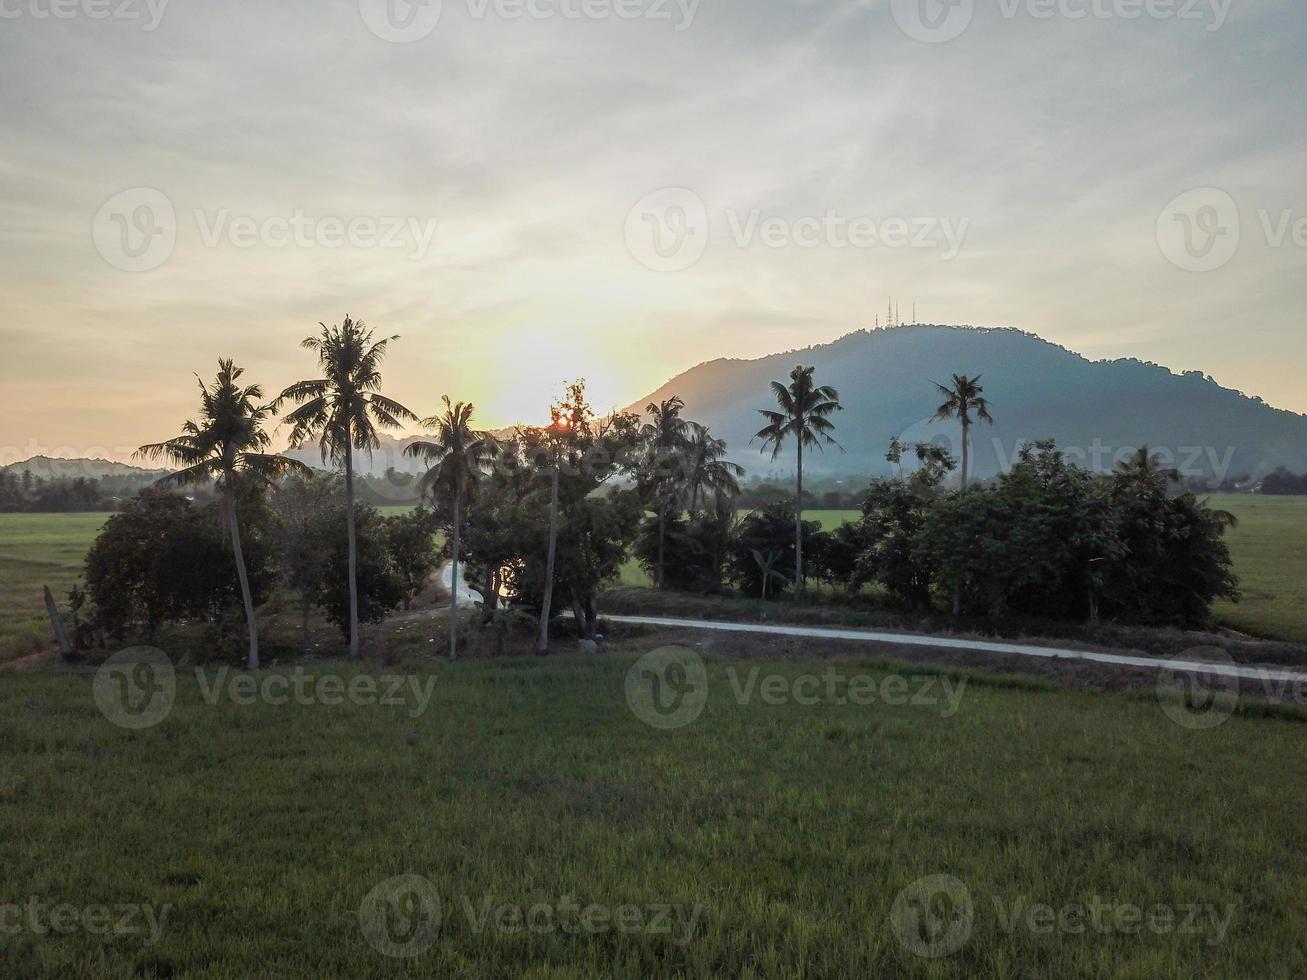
[3,456,170,480]
[627,325,1307,480]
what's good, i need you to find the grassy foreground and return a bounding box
[2,646,1306,978]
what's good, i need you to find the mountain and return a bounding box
[282,434,432,478]
[627,325,1307,481]
[3,456,170,480]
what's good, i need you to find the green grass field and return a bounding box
[3,494,1305,662]
[1,649,1305,977]
[0,513,114,661]
[1206,495,1307,641]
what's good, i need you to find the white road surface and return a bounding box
[600,613,1307,683]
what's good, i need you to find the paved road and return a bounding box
[601,613,1307,683]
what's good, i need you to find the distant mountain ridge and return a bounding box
[21,326,1306,484]
[626,325,1307,481]
[3,455,170,480]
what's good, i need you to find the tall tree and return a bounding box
[640,396,689,589]
[535,382,595,655]
[1113,444,1180,486]
[683,422,744,514]
[404,397,497,662]
[274,317,417,658]
[138,359,307,669]
[754,365,843,602]
[930,373,994,492]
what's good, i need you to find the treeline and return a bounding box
[76,477,441,659]
[1260,468,1307,495]
[0,470,158,512]
[815,441,1238,625]
[68,319,1243,669]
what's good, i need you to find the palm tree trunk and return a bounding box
[960,417,970,493]
[344,436,359,659]
[449,493,461,662]
[952,418,968,616]
[536,458,559,656]
[795,440,804,602]
[657,505,666,589]
[226,488,259,670]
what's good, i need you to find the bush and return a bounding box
[909,441,1238,627]
[83,489,272,638]
[727,501,826,599]
[634,498,737,594]
[315,503,405,639]
[383,505,441,609]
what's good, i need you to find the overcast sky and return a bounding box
[1,0,1303,461]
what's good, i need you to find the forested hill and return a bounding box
[628,325,1307,480]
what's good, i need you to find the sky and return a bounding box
[1,0,1304,463]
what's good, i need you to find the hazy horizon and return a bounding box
[3,0,1305,461]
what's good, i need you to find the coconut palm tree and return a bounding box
[536,383,592,656]
[138,359,309,670]
[274,317,417,658]
[930,373,994,492]
[683,422,744,514]
[404,397,497,662]
[1114,445,1180,486]
[754,365,842,602]
[640,396,689,588]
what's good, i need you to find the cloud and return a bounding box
[0,0,1304,455]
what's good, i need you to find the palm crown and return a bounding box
[138,359,307,487]
[404,396,498,504]
[274,316,418,460]
[931,373,993,430]
[755,365,843,458]
[685,422,743,508]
